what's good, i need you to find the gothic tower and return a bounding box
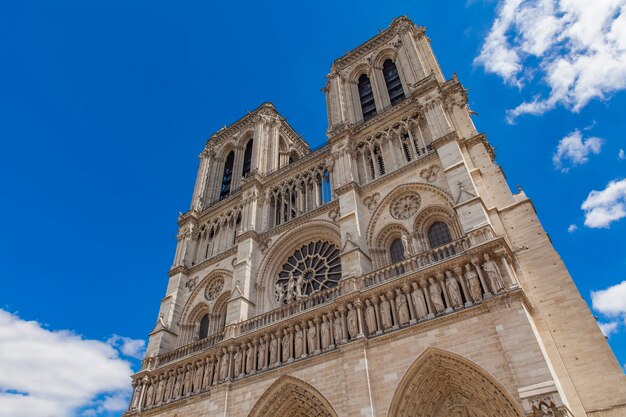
[124,16,626,417]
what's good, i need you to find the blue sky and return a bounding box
[1,1,625,416]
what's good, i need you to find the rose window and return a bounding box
[275,241,341,303]
[390,193,421,219]
[205,277,224,301]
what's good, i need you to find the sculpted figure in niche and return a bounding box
[321,314,331,349]
[307,320,317,353]
[294,324,304,358]
[246,342,255,374]
[164,370,174,401]
[429,277,445,313]
[411,282,428,319]
[193,360,203,393]
[333,311,344,343]
[183,364,193,395]
[380,294,393,330]
[219,350,229,381]
[286,275,295,304]
[482,253,505,293]
[465,263,482,302]
[396,288,410,325]
[155,374,165,405]
[234,348,243,377]
[296,274,305,299]
[282,328,291,362]
[275,282,284,304]
[347,304,358,339]
[445,271,463,309]
[401,234,412,257]
[365,299,377,335]
[258,338,267,369]
[202,357,213,389]
[269,334,278,365]
[132,383,142,409]
[173,367,183,398]
[144,378,155,407]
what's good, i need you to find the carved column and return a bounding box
[437,273,453,313]
[354,299,365,338]
[339,306,348,343]
[227,346,235,381]
[421,278,435,319]
[472,258,492,298]
[372,296,383,335]
[314,317,322,354]
[387,290,399,329]
[403,284,417,324]
[454,266,472,307]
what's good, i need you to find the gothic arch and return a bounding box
[387,348,524,417]
[366,182,455,247]
[373,47,399,68]
[179,269,232,325]
[348,62,373,83]
[413,205,462,246]
[256,220,341,311]
[247,375,338,417]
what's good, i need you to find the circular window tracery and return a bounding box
[205,277,224,301]
[390,193,421,220]
[275,241,342,304]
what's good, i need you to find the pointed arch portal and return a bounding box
[388,348,525,417]
[247,376,337,417]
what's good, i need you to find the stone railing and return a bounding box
[144,331,225,369]
[126,229,518,414]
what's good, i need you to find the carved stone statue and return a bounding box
[333,311,344,343]
[164,370,174,401]
[294,324,304,358]
[193,360,203,393]
[396,289,410,324]
[275,282,284,304]
[365,299,377,335]
[347,304,358,339]
[219,351,229,381]
[380,295,393,330]
[202,358,213,389]
[401,233,412,257]
[307,320,317,353]
[132,383,142,409]
[465,263,482,302]
[321,315,331,349]
[246,342,255,374]
[258,338,267,369]
[295,274,305,299]
[145,378,155,407]
[282,329,291,362]
[173,367,183,398]
[286,275,296,303]
[411,282,428,319]
[183,364,193,395]
[429,277,445,313]
[482,253,505,293]
[445,271,463,309]
[155,374,165,405]
[269,334,278,365]
[234,348,243,377]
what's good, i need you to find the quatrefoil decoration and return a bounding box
[390,193,421,220]
[205,277,224,301]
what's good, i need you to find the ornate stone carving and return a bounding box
[445,271,463,309]
[321,315,331,349]
[396,288,410,325]
[328,207,341,222]
[390,193,421,219]
[420,164,440,182]
[205,277,224,301]
[307,320,317,353]
[411,282,428,320]
[365,299,377,335]
[464,263,482,302]
[380,295,393,330]
[482,253,505,293]
[531,399,563,417]
[429,277,445,313]
[347,303,358,339]
[363,192,380,210]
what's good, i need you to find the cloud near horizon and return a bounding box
[0,309,141,417]
[475,0,626,123]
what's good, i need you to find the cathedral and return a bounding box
[124,16,626,417]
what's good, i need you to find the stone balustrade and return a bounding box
[128,226,518,414]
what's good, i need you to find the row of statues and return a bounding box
[275,273,310,304]
[131,253,510,411]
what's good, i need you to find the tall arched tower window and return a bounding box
[358,74,377,120]
[383,59,405,105]
[198,314,209,339]
[220,151,235,200]
[242,139,253,178]
[390,238,405,263]
[428,222,452,248]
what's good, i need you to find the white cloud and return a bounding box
[475,0,626,122]
[107,335,146,360]
[592,280,626,316]
[552,130,603,172]
[567,224,577,233]
[619,149,625,160]
[0,309,133,417]
[598,321,619,337]
[582,179,626,228]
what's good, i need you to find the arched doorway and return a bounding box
[388,348,524,417]
[247,375,338,417]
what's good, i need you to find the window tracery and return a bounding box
[205,277,224,301]
[428,221,452,248]
[383,59,405,105]
[390,193,421,219]
[275,241,341,304]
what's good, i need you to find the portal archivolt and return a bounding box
[388,348,525,417]
[247,375,337,417]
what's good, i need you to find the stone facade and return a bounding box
[124,16,626,417]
